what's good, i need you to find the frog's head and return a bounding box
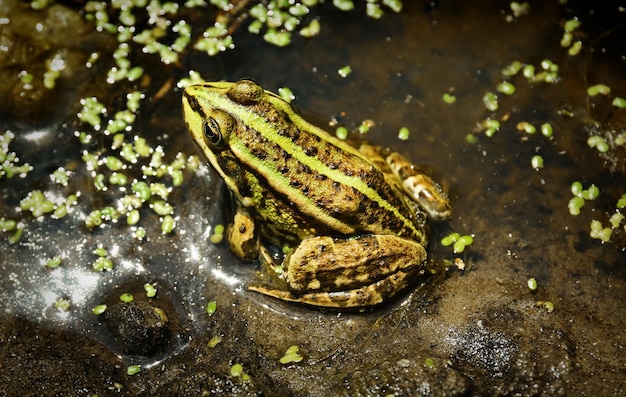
[182,80,268,154]
[183,80,272,193]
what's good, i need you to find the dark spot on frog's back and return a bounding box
[297,163,312,174]
[250,147,268,161]
[304,146,318,156]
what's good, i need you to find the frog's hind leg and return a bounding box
[249,269,416,308]
[384,151,452,221]
[359,141,452,221]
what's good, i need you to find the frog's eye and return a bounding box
[203,117,222,146]
[203,110,235,148]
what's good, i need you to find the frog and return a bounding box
[182,79,452,308]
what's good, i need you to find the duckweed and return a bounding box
[50,167,71,186]
[210,224,225,244]
[93,174,106,190]
[93,256,113,272]
[109,171,128,186]
[161,215,175,233]
[564,18,580,33]
[263,29,291,47]
[617,194,626,209]
[612,97,626,108]
[482,92,499,111]
[609,213,624,228]
[516,121,536,134]
[442,93,457,104]
[568,182,601,215]
[527,278,537,291]
[522,64,535,80]
[230,363,244,377]
[568,41,582,56]
[441,233,474,253]
[300,19,321,37]
[531,155,544,170]
[587,84,611,96]
[54,298,71,312]
[479,117,501,137]
[501,60,523,77]
[334,0,354,11]
[127,209,140,225]
[571,181,583,196]
[497,81,516,95]
[338,65,352,78]
[151,200,174,216]
[278,87,295,103]
[149,183,170,199]
[568,196,585,215]
[144,283,157,297]
[134,227,146,240]
[587,135,609,153]
[230,364,250,381]
[127,365,141,375]
[358,120,375,134]
[119,293,134,303]
[85,210,103,228]
[0,132,33,179]
[590,219,612,242]
[335,126,349,140]
[206,301,217,316]
[0,217,16,232]
[46,256,62,269]
[397,127,410,141]
[20,190,55,218]
[8,226,23,244]
[453,235,473,253]
[207,335,222,348]
[543,301,554,313]
[540,123,553,138]
[581,184,599,201]
[441,232,460,246]
[280,345,304,364]
[92,304,107,315]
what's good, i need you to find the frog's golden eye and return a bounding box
[203,117,222,146]
[204,109,235,148]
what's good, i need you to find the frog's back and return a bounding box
[229,99,427,244]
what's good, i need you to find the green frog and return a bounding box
[182,79,452,308]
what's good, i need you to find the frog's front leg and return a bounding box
[226,204,259,262]
[249,235,427,307]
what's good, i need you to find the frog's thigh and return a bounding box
[283,234,426,294]
[226,205,259,262]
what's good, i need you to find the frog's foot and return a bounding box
[226,204,259,262]
[385,152,452,221]
[357,142,452,221]
[250,234,427,308]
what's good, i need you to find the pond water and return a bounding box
[0,1,624,395]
